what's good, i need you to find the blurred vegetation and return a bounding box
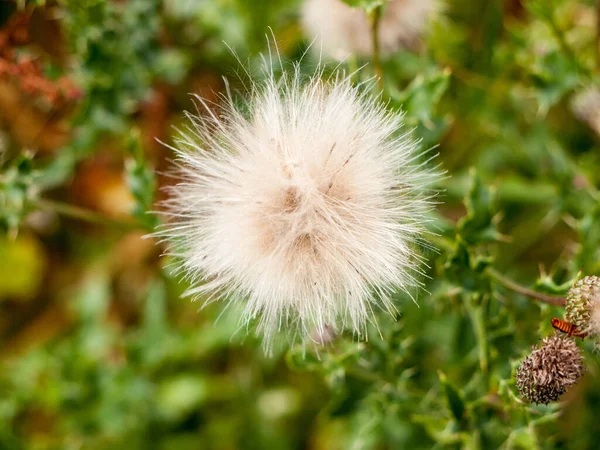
[0,0,599,448]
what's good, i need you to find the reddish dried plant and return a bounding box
[0,12,81,109]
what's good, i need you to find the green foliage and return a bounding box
[390,66,451,147]
[125,130,158,230]
[0,154,38,235]
[456,170,500,245]
[63,0,161,136]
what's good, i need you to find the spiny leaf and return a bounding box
[438,371,466,425]
[457,169,500,244]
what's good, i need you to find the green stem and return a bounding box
[369,6,383,90]
[466,295,489,389]
[34,198,141,230]
[348,54,359,83]
[486,268,566,307]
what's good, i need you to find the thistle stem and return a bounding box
[34,198,140,230]
[466,295,489,388]
[486,268,566,307]
[369,6,383,90]
[348,54,359,83]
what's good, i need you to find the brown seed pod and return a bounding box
[516,335,584,405]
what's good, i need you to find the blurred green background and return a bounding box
[1,0,600,448]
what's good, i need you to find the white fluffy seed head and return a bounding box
[302,0,439,60]
[158,63,436,347]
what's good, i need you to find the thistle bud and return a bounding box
[516,335,584,405]
[565,276,600,335]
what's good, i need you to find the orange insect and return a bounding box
[551,318,586,339]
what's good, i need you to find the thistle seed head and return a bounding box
[565,276,600,334]
[157,62,437,347]
[516,335,584,405]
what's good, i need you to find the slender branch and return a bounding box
[486,268,566,307]
[369,6,383,90]
[34,198,141,230]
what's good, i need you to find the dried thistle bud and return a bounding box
[565,276,600,335]
[516,335,584,405]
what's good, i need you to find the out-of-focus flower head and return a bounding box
[565,276,600,339]
[156,61,437,348]
[516,335,584,405]
[302,0,439,60]
[571,87,600,136]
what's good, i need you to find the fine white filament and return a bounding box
[158,63,435,346]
